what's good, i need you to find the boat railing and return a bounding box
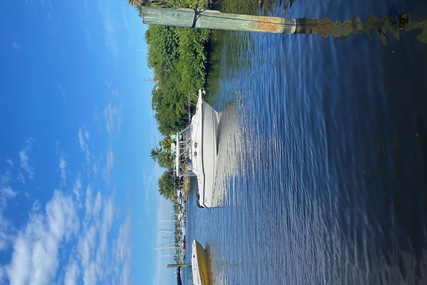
[174,125,197,177]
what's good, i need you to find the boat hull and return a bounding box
[191,240,209,285]
[191,90,219,208]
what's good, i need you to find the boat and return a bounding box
[176,266,183,285]
[174,90,220,208]
[191,240,209,285]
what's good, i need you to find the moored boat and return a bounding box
[174,90,220,208]
[191,240,209,285]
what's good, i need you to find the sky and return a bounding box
[0,1,175,284]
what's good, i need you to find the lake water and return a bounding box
[184,0,427,284]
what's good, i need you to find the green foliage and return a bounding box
[150,144,174,169]
[145,25,179,73]
[175,28,209,93]
[129,0,211,198]
[158,169,176,199]
[146,24,210,136]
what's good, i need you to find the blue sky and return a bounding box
[0,1,175,284]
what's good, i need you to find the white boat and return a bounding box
[174,90,219,208]
[191,240,209,285]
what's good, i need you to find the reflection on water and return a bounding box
[211,101,243,207]
[186,0,427,284]
[299,12,427,45]
[211,0,427,44]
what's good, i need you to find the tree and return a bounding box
[127,0,211,199]
[150,145,163,160]
[150,145,174,170]
[158,170,175,199]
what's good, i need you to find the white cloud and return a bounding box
[112,214,132,285]
[76,190,122,285]
[103,104,122,137]
[3,185,132,285]
[1,186,16,203]
[77,126,91,162]
[47,191,79,241]
[121,4,129,29]
[82,261,97,285]
[18,142,35,182]
[0,211,13,251]
[1,133,133,285]
[8,235,31,285]
[84,185,94,220]
[77,129,85,150]
[0,186,17,250]
[0,170,18,252]
[1,170,12,185]
[78,224,96,268]
[92,163,98,175]
[103,147,114,181]
[64,261,79,285]
[0,266,6,283]
[99,197,114,259]
[7,191,79,285]
[72,176,82,202]
[93,192,102,220]
[59,156,67,185]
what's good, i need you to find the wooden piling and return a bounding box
[141,7,298,34]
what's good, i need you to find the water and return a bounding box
[184,0,427,284]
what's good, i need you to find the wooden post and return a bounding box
[141,7,427,44]
[141,7,298,34]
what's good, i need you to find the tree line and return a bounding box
[128,0,212,199]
